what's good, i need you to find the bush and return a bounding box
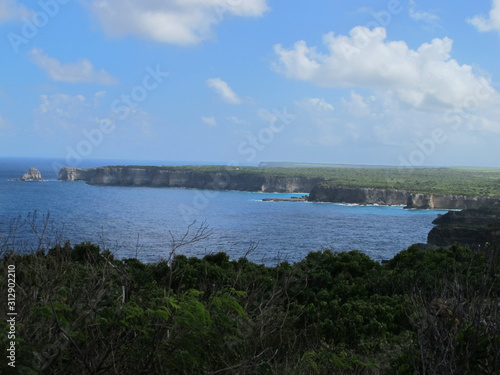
[1,242,497,374]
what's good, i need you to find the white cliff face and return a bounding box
[58,167,91,181]
[17,168,44,181]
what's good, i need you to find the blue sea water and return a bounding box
[0,157,444,265]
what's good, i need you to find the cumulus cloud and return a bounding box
[201,116,217,127]
[273,26,497,110]
[0,0,31,23]
[29,49,117,85]
[468,0,500,33]
[206,78,241,104]
[338,89,500,151]
[87,0,269,45]
[342,91,375,117]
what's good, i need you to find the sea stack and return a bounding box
[17,168,44,181]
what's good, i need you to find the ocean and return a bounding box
[0,157,444,265]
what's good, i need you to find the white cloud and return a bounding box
[293,98,342,146]
[34,92,156,137]
[29,49,117,85]
[35,93,100,133]
[338,90,500,150]
[468,0,500,33]
[87,0,269,45]
[206,78,241,104]
[342,91,375,117]
[227,116,249,125]
[274,27,498,110]
[284,85,500,160]
[0,0,31,23]
[201,116,217,127]
[258,108,277,123]
[129,108,155,137]
[297,97,335,112]
[408,0,440,25]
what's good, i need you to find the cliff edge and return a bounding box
[427,206,500,248]
[58,166,500,209]
[308,183,500,209]
[58,166,323,193]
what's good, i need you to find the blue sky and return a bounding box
[0,0,499,167]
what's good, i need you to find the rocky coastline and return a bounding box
[427,206,500,248]
[58,166,323,193]
[58,166,500,210]
[308,184,500,210]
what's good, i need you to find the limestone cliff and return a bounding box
[308,185,409,206]
[58,167,92,182]
[58,166,500,209]
[58,166,323,193]
[308,184,500,209]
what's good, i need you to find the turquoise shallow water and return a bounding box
[0,158,443,264]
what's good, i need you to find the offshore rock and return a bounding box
[16,168,44,181]
[262,196,308,202]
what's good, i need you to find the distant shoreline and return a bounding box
[56,165,500,210]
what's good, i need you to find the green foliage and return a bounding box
[1,241,498,374]
[71,242,102,263]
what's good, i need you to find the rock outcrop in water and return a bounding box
[15,168,44,181]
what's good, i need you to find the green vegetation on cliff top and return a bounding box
[95,164,500,197]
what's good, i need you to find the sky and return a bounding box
[0,0,499,168]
